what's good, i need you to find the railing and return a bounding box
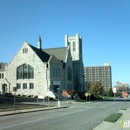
[50,90,58,99]
[51,90,64,100]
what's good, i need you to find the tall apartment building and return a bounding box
[84,63,112,92]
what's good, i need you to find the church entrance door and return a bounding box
[2,84,7,94]
[53,85,59,93]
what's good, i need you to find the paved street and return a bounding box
[0,100,130,130]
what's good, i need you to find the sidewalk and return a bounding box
[0,105,69,117]
[93,109,130,130]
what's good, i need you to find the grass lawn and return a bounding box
[104,113,123,123]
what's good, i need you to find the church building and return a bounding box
[0,34,84,98]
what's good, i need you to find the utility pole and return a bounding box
[13,87,17,113]
[113,88,117,116]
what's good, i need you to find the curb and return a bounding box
[0,106,69,117]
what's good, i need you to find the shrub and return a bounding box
[44,96,54,100]
[5,93,13,97]
[28,95,32,98]
[34,96,38,98]
[78,91,86,100]
[107,88,114,97]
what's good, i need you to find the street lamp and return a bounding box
[13,87,17,113]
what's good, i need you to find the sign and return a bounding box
[113,88,116,93]
[85,92,88,97]
[53,81,60,85]
[62,90,67,97]
[122,91,128,98]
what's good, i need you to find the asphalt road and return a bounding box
[0,100,130,130]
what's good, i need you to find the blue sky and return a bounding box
[0,0,130,86]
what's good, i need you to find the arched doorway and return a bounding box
[2,84,7,94]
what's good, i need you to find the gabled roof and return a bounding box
[43,47,67,62]
[28,44,50,62]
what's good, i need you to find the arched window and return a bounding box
[58,68,60,77]
[23,71,28,79]
[53,68,55,76]
[73,42,76,51]
[23,48,28,53]
[17,70,22,79]
[56,68,57,77]
[23,64,28,79]
[17,64,34,79]
[20,71,23,79]
[67,67,72,81]
[17,65,23,79]
[25,48,28,53]
[28,65,34,79]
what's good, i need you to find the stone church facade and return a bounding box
[0,34,84,98]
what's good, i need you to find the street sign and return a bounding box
[113,88,116,93]
[62,90,67,97]
[122,91,128,98]
[85,92,88,97]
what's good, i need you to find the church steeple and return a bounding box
[38,36,42,49]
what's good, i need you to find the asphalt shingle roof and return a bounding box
[43,47,67,62]
[28,44,50,62]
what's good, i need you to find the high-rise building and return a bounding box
[84,63,112,92]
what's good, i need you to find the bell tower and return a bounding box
[65,34,83,61]
[65,34,84,92]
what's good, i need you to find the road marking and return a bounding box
[0,109,91,129]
